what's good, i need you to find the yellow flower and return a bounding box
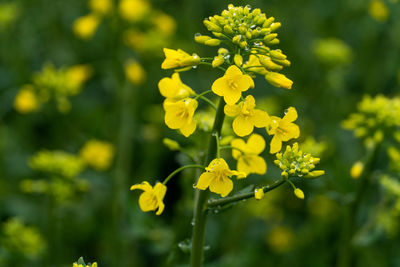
[195,158,246,197]
[350,161,364,179]
[79,140,115,171]
[224,95,270,136]
[369,0,389,22]
[266,107,300,154]
[14,86,39,113]
[158,73,194,106]
[118,0,150,22]
[211,65,254,105]
[264,71,293,89]
[89,0,112,15]
[73,14,100,40]
[153,12,176,36]
[164,98,198,137]
[231,133,267,175]
[125,60,146,85]
[130,181,166,215]
[66,64,93,89]
[254,188,264,200]
[161,48,200,69]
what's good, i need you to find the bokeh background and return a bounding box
[1,0,400,266]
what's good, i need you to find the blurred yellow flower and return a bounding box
[211,65,254,105]
[267,226,294,253]
[66,64,93,89]
[266,107,300,154]
[224,95,270,136]
[153,12,176,36]
[125,60,146,85]
[89,0,112,16]
[73,264,98,267]
[80,140,115,171]
[195,158,246,197]
[162,138,180,151]
[161,48,200,70]
[73,14,100,40]
[264,71,293,89]
[231,133,267,175]
[164,98,198,137]
[350,161,364,179]
[119,0,150,22]
[158,73,194,104]
[130,181,166,215]
[14,85,39,113]
[369,0,389,22]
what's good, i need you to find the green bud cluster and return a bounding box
[342,95,400,144]
[194,4,291,84]
[274,143,324,179]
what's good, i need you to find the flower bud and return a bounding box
[194,34,211,44]
[265,72,293,89]
[163,138,180,151]
[270,22,282,31]
[259,56,283,71]
[254,188,264,200]
[306,170,325,179]
[203,20,222,32]
[294,188,305,199]
[212,55,225,68]
[223,25,234,34]
[204,39,221,46]
[234,54,243,66]
[263,17,275,28]
[270,50,287,60]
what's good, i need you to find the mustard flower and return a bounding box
[130,181,167,215]
[231,133,267,175]
[125,60,146,85]
[118,0,150,22]
[211,65,254,105]
[164,98,198,137]
[267,107,300,154]
[224,95,270,136]
[350,161,364,179]
[195,158,246,197]
[89,0,112,16]
[73,14,100,40]
[79,140,115,171]
[161,48,200,69]
[14,86,39,113]
[158,73,194,106]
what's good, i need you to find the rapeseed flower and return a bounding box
[119,0,150,22]
[231,133,267,175]
[267,107,300,153]
[89,0,112,16]
[161,48,200,69]
[79,140,115,171]
[164,98,198,137]
[14,86,39,113]
[125,60,146,85]
[130,181,166,215]
[73,14,100,40]
[211,65,254,105]
[224,95,270,136]
[195,158,246,197]
[158,73,194,105]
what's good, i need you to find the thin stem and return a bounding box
[199,62,226,72]
[162,165,204,185]
[194,91,217,110]
[215,133,220,158]
[194,90,213,100]
[191,97,226,267]
[207,178,286,208]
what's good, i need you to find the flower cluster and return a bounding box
[274,143,324,179]
[14,63,92,114]
[342,95,400,145]
[73,257,98,267]
[131,4,324,215]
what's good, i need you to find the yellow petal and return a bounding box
[231,138,246,159]
[158,76,178,98]
[223,90,241,105]
[233,116,254,136]
[209,176,233,197]
[130,181,152,191]
[165,108,185,129]
[195,172,214,190]
[238,155,267,175]
[280,122,300,141]
[224,104,241,117]
[138,191,158,212]
[251,109,270,128]
[225,65,243,77]
[180,119,196,137]
[237,74,254,90]
[211,77,226,96]
[283,107,297,122]
[247,133,266,155]
[270,135,282,154]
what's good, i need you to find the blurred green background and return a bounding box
[0,0,400,266]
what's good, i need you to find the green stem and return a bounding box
[162,165,204,185]
[199,62,226,72]
[194,91,217,110]
[207,178,286,208]
[337,145,379,267]
[191,97,225,267]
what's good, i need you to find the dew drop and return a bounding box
[245,4,252,10]
[194,32,201,37]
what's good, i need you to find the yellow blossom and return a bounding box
[369,0,389,22]
[195,158,246,197]
[211,65,254,105]
[73,14,100,40]
[161,48,200,69]
[125,60,146,85]
[266,107,300,154]
[66,64,93,88]
[164,98,198,137]
[118,0,150,21]
[231,133,267,175]
[89,0,112,15]
[158,73,194,106]
[254,188,264,200]
[264,71,293,89]
[153,12,176,36]
[130,181,166,215]
[14,86,39,113]
[224,95,270,136]
[350,161,364,179]
[79,140,115,171]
